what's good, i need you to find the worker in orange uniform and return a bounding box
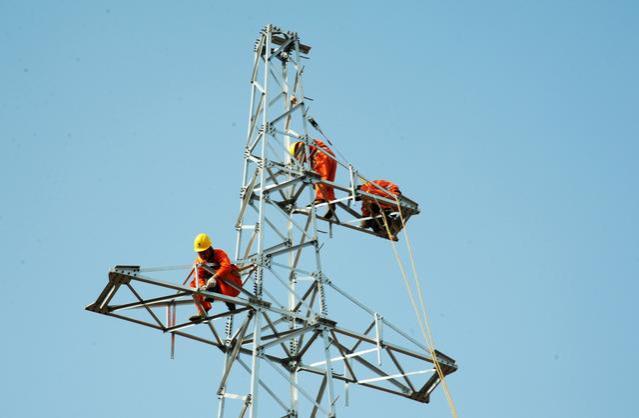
[290,139,337,218]
[357,180,403,239]
[189,233,243,322]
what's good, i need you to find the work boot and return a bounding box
[360,219,372,229]
[189,312,207,322]
[225,302,237,311]
[324,203,335,219]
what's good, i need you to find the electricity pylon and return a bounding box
[87,24,457,418]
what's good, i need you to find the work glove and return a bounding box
[205,277,217,291]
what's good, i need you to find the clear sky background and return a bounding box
[1,1,638,417]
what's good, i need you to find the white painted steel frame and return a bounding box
[86,24,456,418]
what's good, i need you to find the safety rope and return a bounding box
[400,216,458,416]
[306,115,352,168]
[378,202,459,418]
[293,111,459,413]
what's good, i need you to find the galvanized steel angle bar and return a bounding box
[301,331,431,399]
[242,313,288,346]
[240,228,259,263]
[313,178,354,194]
[247,99,265,147]
[417,373,441,400]
[320,329,337,417]
[267,240,316,259]
[267,266,317,315]
[308,347,378,368]
[260,311,292,357]
[267,66,285,91]
[295,329,321,360]
[274,127,303,140]
[236,170,259,227]
[381,318,432,356]
[329,330,357,383]
[250,36,265,81]
[325,280,375,316]
[333,326,435,365]
[206,318,225,347]
[309,376,327,418]
[236,357,289,412]
[312,215,387,239]
[87,280,117,312]
[269,200,315,241]
[386,347,417,393]
[264,159,306,177]
[254,173,303,197]
[289,214,313,271]
[248,308,264,417]
[289,182,308,206]
[135,264,193,273]
[270,102,304,126]
[327,336,410,394]
[260,285,287,310]
[218,312,254,394]
[293,280,317,313]
[349,320,376,353]
[106,311,164,331]
[255,324,314,352]
[262,356,330,416]
[247,128,265,155]
[125,283,165,329]
[270,261,312,276]
[125,272,254,311]
[264,166,291,200]
[108,292,189,312]
[295,282,319,350]
[237,395,251,418]
[335,201,363,219]
[164,308,250,334]
[357,368,435,386]
[268,90,287,107]
[265,135,284,162]
[99,282,121,312]
[252,80,266,95]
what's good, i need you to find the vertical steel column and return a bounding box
[248,24,272,418]
[254,25,271,299]
[320,328,337,417]
[236,34,263,261]
[248,309,263,418]
[217,316,234,418]
[283,36,299,418]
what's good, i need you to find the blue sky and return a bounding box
[1,1,638,417]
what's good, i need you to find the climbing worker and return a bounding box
[289,139,337,218]
[357,180,403,240]
[189,233,243,322]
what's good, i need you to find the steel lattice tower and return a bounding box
[87,24,457,418]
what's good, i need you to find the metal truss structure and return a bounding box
[87,25,457,418]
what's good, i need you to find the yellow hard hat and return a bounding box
[193,233,212,252]
[289,141,302,156]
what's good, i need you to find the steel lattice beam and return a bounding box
[87,24,456,418]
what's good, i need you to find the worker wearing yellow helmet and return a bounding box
[290,139,337,218]
[189,233,243,321]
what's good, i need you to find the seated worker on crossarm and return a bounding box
[357,180,403,240]
[189,233,243,322]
